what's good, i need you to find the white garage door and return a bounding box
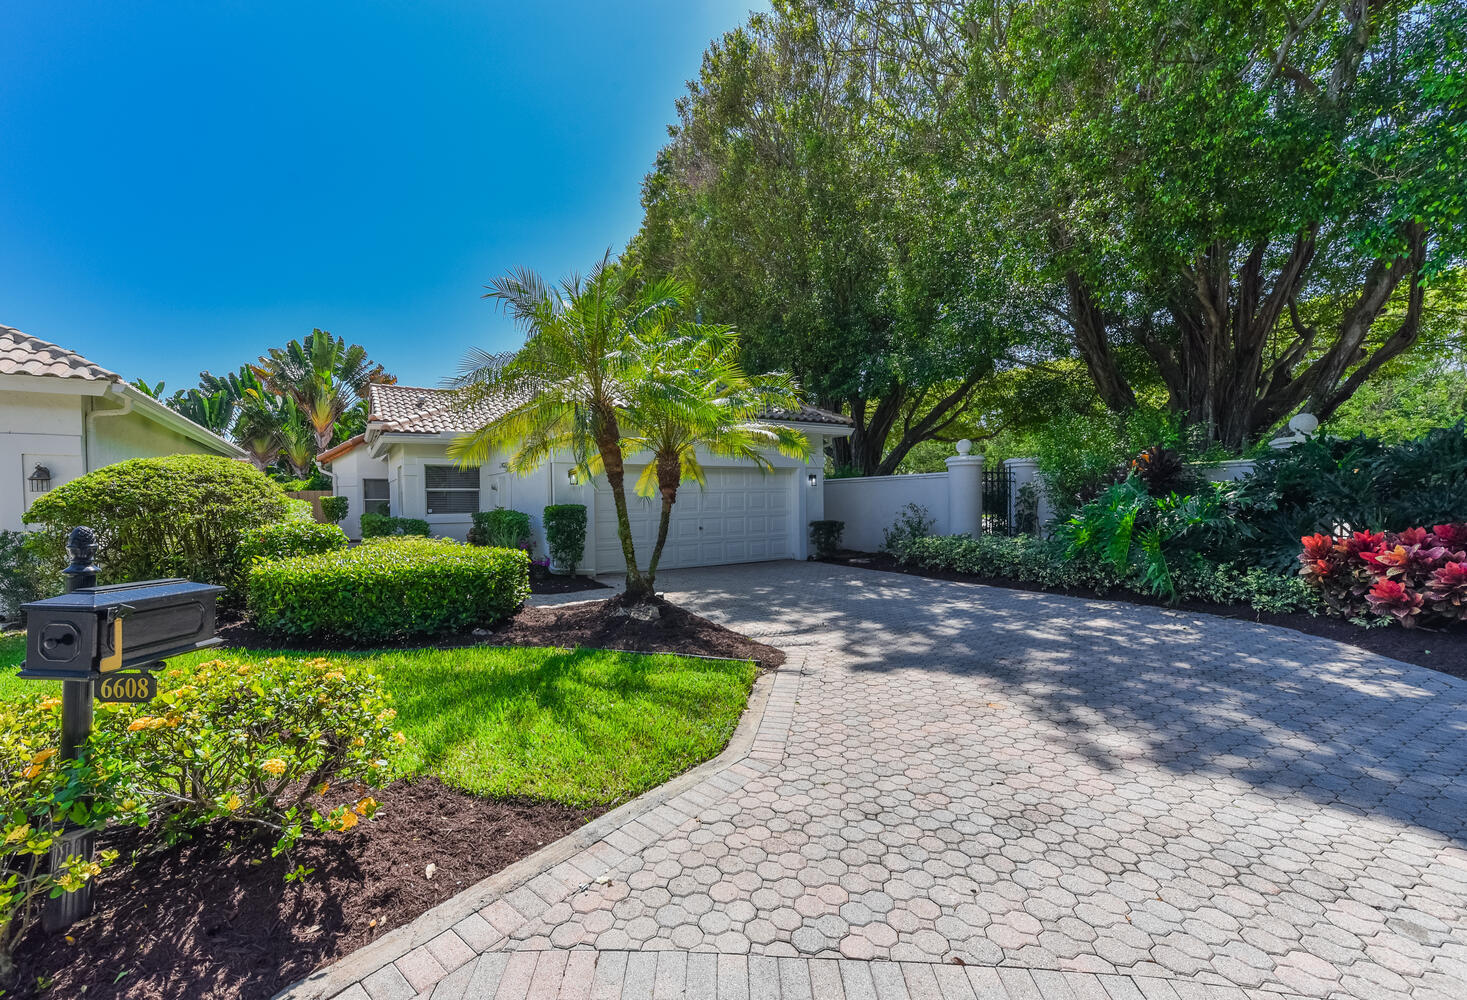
[593,466,794,571]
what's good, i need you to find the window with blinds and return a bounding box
[424,465,479,515]
[363,478,390,516]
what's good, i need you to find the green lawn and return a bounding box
[0,636,755,808]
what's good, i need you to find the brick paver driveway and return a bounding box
[315,562,1467,1000]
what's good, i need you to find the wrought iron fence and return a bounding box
[981,466,1014,535]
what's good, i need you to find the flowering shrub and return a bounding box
[1298,524,1467,627]
[94,656,402,856]
[0,696,137,971]
[247,536,529,642]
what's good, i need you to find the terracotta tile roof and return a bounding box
[366,383,532,435]
[316,433,365,464]
[0,325,119,381]
[365,384,852,438]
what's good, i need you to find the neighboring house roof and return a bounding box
[0,323,247,459]
[321,383,852,463]
[0,325,118,380]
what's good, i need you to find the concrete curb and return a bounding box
[275,659,791,1000]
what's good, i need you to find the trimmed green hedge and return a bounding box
[360,512,430,538]
[237,520,348,567]
[320,495,349,524]
[543,504,587,572]
[468,509,531,548]
[247,537,529,642]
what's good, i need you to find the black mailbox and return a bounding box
[19,578,225,680]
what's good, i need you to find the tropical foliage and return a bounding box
[1299,525,1467,627]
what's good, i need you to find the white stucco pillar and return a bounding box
[1004,457,1052,536]
[945,440,984,537]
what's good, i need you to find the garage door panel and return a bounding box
[594,467,794,570]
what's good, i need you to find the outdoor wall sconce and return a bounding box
[807,473,818,486]
[28,464,52,493]
[567,468,580,486]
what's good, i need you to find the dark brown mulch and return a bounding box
[9,778,599,1000]
[492,594,786,672]
[827,552,1467,682]
[529,565,609,595]
[214,596,784,671]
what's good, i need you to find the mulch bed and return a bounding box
[827,552,1467,682]
[215,595,786,671]
[529,566,609,595]
[10,779,599,1000]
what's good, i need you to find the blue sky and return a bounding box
[0,1,759,392]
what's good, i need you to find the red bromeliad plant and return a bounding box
[1297,524,1467,628]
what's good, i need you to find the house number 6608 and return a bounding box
[95,674,157,703]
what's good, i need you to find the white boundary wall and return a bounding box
[824,473,950,553]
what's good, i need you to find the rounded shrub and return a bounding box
[237,520,348,568]
[22,455,291,593]
[247,537,529,642]
[467,509,531,548]
[543,504,587,573]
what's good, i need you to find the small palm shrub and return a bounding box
[0,696,137,972]
[94,656,402,857]
[1298,524,1467,627]
[247,537,529,642]
[21,455,292,597]
[543,504,588,573]
[468,509,531,549]
[359,512,430,538]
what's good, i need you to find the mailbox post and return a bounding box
[18,526,225,931]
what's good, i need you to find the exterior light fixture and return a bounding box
[27,464,52,493]
[807,473,818,486]
[567,468,580,486]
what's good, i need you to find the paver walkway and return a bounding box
[291,562,1467,1000]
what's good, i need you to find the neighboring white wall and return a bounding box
[824,473,951,553]
[0,391,86,533]
[1204,459,1257,483]
[87,400,224,468]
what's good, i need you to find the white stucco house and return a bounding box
[0,325,247,533]
[318,382,853,572]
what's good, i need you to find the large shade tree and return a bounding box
[928,0,1467,449]
[632,1,1048,476]
[448,256,689,600]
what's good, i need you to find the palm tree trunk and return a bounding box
[644,454,682,592]
[597,427,649,599]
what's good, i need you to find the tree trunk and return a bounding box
[595,415,648,600]
[644,453,682,593]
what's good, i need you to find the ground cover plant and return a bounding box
[247,537,528,642]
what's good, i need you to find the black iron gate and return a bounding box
[981,465,1014,535]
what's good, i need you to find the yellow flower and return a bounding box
[5,824,31,845]
[223,794,243,812]
[127,717,155,732]
[353,797,378,816]
[30,748,57,766]
[39,697,62,711]
[350,736,366,748]
[315,782,330,797]
[392,731,407,746]
[336,810,359,831]
[262,758,287,777]
[324,671,346,682]
[21,764,43,780]
[377,709,397,723]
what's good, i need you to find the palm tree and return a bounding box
[170,388,236,435]
[620,325,810,588]
[448,254,685,600]
[277,404,317,478]
[255,330,393,453]
[232,385,288,471]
